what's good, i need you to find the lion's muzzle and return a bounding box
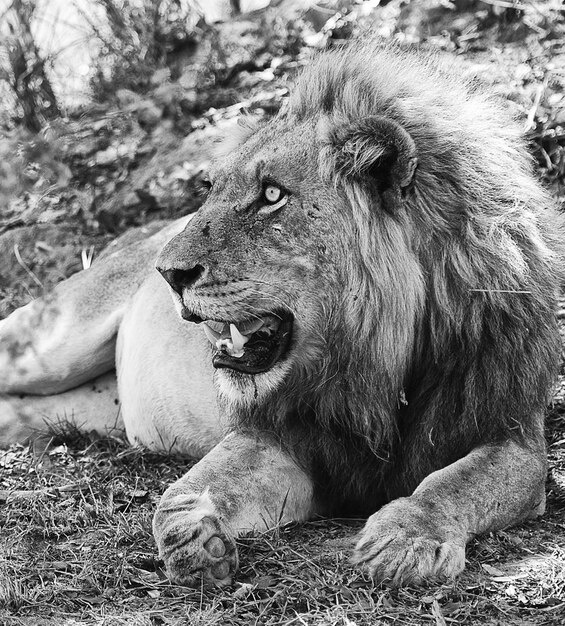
[156,240,294,375]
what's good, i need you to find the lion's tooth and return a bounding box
[229,323,249,357]
[205,320,225,334]
[202,323,221,346]
[238,318,264,335]
[230,323,249,346]
[216,337,234,352]
[203,320,255,357]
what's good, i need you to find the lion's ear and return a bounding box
[328,116,417,210]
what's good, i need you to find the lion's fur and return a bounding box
[222,42,563,514]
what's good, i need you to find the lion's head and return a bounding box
[157,42,561,497]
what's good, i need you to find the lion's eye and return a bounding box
[258,184,288,215]
[264,185,282,204]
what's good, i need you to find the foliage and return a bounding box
[0,0,60,131]
[0,126,70,203]
[86,0,200,99]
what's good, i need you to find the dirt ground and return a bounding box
[0,426,564,626]
[1,1,564,624]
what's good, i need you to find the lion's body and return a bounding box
[0,215,226,457]
[0,42,562,587]
[116,258,222,456]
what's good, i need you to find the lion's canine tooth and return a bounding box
[202,323,221,346]
[201,319,262,356]
[229,323,249,358]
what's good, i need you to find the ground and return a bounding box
[1,1,564,624]
[0,426,564,625]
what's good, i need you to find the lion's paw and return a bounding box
[352,498,465,586]
[153,490,238,587]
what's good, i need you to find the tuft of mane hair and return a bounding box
[235,41,564,515]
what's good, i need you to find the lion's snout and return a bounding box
[157,262,205,295]
[156,228,210,295]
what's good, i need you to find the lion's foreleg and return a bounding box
[353,438,546,585]
[153,431,316,586]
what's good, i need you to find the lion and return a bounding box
[0,41,562,588]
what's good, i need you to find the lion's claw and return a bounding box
[353,497,466,586]
[353,534,465,586]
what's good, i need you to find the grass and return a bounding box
[0,410,564,626]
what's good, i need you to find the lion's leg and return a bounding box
[0,371,123,445]
[0,217,190,396]
[0,286,122,395]
[352,438,546,586]
[153,432,316,586]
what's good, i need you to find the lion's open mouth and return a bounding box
[196,312,293,374]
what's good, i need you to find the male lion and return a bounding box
[0,42,562,587]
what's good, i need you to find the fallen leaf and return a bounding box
[233,582,254,599]
[481,563,505,577]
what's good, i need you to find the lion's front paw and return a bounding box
[153,490,238,587]
[352,498,465,586]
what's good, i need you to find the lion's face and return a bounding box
[157,103,424,411]
[157,119,346,402]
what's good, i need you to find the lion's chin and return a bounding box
[215,358,293,408]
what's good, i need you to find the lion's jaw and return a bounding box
[164,275,300,378]
[166,282,325,409]
[214,354,295,409]
[158,270,308,407]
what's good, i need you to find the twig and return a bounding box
[524,80,547,133]
[0,482,86,503]
[479,0,526,10]
[0,217,25,235]
[13,244,43,289]
[81,246,95,270]
[431,599,448,626]
[469,289,531,294]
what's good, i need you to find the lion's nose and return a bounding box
[157,264,205,294]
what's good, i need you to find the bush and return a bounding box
[87,0,200,99]
[0,0,60,131]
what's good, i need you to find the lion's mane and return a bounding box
[232,42,562,515]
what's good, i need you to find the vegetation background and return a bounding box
[0,1,564,624]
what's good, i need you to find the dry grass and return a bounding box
[1,413,564,626]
